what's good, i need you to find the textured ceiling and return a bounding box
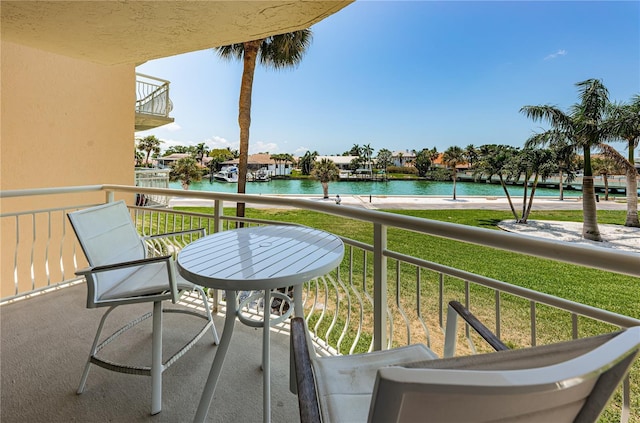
[1,1,352,65]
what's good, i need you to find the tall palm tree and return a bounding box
[520,79,610,241]
[136,135,162,167]
[442,146,465,200]
[312,158,339,199]
[169,157,202,190]
[215,29,312,218]
[602,95,640,227]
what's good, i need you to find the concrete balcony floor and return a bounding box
[1,284,300,422]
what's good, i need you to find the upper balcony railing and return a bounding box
[1,184,639,422]
[135,73,174,131]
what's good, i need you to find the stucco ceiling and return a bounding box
[1,1,352,65]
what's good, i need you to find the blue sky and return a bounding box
[136,1,640,157]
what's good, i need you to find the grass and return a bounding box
[175,206,637,320]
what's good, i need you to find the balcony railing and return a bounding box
[135,73,173,117]
[135,73,174,131]
[1,184,639,422]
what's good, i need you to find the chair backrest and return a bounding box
[369,327,640,423]
[68,201,146,305]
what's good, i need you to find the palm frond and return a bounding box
[596,143,636,173]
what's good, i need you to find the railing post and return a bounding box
[373,223,387,350]
[105,190,115,203]
[213,200,222,233]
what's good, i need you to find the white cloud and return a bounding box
[205,135,237,151]
[294,146,311,155]
[249,140,279,155]
[544,49,567,61]
[163,122,182,132]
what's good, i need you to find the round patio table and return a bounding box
[177,225,344,423]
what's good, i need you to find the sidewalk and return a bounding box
[167,194,638,253]
[169,194,629,211]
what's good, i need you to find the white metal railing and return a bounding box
[134,168,171,206]
[1,185,639,421]
[135,73,173,117]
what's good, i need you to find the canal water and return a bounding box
[169,179,585,198]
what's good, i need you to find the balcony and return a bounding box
[1,185,639,422]
[135,73,174,132]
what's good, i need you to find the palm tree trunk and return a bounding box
[520,173,529,223]
[581,176,602,241]
[625,143,639,227]
[582,147,602,241]
[321,182,329,198]
[452,170,457,200]
[499,175,519,221]
[522,175,539,223]
[236,40,261,220]
[625,167,639,227]
[603,175,609,201]
[558,169,564,201]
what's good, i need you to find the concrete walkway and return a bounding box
[169,194,629,211]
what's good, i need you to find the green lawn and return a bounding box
[175,207,637,320]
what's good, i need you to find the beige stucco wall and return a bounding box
[1,40,134,191]
[1,40,135,297]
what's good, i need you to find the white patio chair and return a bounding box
[68,200,219,415]
[291,302,640,423]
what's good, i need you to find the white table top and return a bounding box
[176,225,344,291]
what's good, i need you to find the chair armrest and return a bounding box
[75,255,172,275]
[291,317,322,423]
[444,301,508,357]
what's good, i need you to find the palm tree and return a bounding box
[312,158,339,199]
[169,157,202,190]
[194,142,208,166]
[520,79,610,241]
[464,144,478,168]
[591,155,620,201]
[375,149,393,177]
[507,148,556,223]
[602,95,640,227]
[474,144,520,220]
[524,130,578,201]
[442,146,465,200]
[215,29,312,218]
[362,143,374,174]
[597,143,638,206]
[136,135,162,167]
[299,150,318,175]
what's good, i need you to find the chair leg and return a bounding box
[77,306,117,394]
[197,286,220,345]
[151,301,163,415]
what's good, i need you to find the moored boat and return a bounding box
[213,166,239,183]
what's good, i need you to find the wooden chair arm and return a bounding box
[448,301,509,352]
[291,317,322,423]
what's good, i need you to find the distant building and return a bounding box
[156,153,211,168]
[221,153,294,177]
[392,150,416,167]
[315,156,359,171]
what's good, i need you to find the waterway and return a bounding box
[169,179,587,198]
